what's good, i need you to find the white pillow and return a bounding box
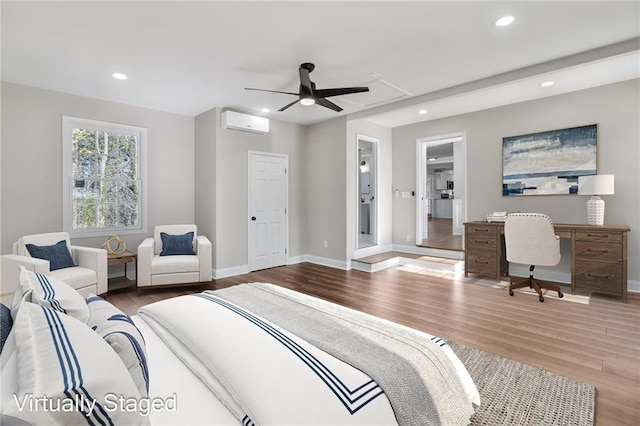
[87,294,150,398]
[3,302,148,425]
[17,266,89,323]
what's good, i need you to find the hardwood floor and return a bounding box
[419,217,463,251]
[107,263,640,425]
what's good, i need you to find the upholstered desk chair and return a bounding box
[504,213,564,302]
[137,224,212,289]
[3,232,107,297]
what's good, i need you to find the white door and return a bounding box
[248,152,288,271]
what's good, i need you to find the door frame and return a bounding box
[247,150,289,271]
[415,133,467,244]
[356,134,380,251]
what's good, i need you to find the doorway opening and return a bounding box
[416,134,466,251]
[357,135,379,249]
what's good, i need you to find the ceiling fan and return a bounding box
[245,63,369,112]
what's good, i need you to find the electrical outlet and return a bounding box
[323,240,328,248]
[406,234,411,242]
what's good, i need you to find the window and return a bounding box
[62,116,147,237]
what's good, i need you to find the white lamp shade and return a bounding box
[578,174,615,195]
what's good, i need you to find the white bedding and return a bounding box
[139,294,398,425]
[1,281,478,425]
[138,284,479,426]
[132,315,238,426]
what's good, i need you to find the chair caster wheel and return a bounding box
[558,292,564,298]
[539,296,545,302]
[509,289,514,296]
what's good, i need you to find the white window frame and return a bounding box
[62,116,148,237]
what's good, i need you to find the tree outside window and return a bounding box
[63,117,147,237]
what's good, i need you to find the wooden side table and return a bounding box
[107,250,136,292]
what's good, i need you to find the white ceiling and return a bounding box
[2,1,639,127]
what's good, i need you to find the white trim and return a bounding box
[353,243,394,260]
[62,116,148,238]
[391,244,465,260]
[286,255,306,265]
[213,264,250,280]
[508,264,571,284]
[415,133,467,243]
[356,134,380,251]
[628,280,640,294]
[303,255,350,271]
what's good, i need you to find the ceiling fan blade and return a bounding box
[313,87,370,98]
[245,88,299,96]
[315,97,343,112]
[278,99,301,112]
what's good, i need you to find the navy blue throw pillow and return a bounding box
[1,303,12,353]
[26,240,76,271]
[160,232,195,256]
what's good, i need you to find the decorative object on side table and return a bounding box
[102,234,127,254]
[578,174,615,225]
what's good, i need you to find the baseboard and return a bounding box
[213,264,250,279]
[303,255,350,271]
[211,256,640,295]
[508,264,571,285]
[352,244,394,259]
[391,244,464,260]
[286,255,306,265]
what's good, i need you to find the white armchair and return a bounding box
[2,232,107,298]
[137,225,212,288]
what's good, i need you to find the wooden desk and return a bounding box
[464,221,630,302]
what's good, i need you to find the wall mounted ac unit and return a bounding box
[221,110,269,134]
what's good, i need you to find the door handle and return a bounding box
[251,216,257,221]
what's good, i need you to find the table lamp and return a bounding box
[578,174,615,225]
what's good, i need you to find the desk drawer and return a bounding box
[466,250,497,275]
[575,241,622,262]
[467,235,498,250]
[575,261,622,292]
[466,225,497,235]
[575,231,623,243]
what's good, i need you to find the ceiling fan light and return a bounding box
[300,97,315,106]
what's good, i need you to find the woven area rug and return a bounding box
[448,341,595,425]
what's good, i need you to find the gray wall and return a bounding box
[346,119,393,257]
[194,108,307,273]
[194,107,218,263]
[1,82,195,253]
[304,117,348,263]
[392,79,640,283]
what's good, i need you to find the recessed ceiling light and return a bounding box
[112,73,128,80]
[300,97,315,106]
[261,108,270,113]
[540,81,554,87]
[495,16,515,27]
[419,109,428,114]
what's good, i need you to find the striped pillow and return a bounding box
[3,302,146,425]
[17,266,89,323]
[87,295,149,398]
[0,303,12,352]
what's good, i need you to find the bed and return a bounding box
[1,268,479,425]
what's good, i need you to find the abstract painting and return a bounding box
[502,124,597,196]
